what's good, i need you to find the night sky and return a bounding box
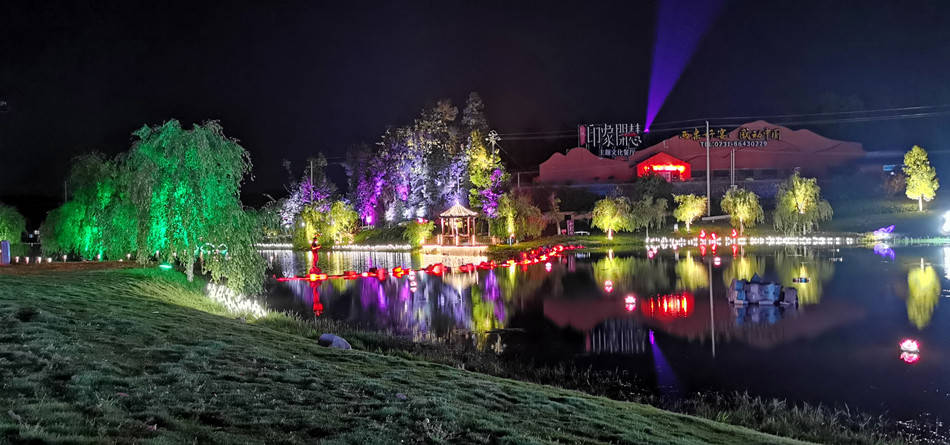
[3,0,950,222]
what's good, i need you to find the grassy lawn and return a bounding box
[0,267,809,444]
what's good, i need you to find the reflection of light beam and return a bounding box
[648,329,680,397]
[645,0,726,129]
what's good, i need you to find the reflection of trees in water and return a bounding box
[722,255,766,288]
[907,263,940,330]
[593,255,671,295]
[675,252,707,291]
[774,249,835,305]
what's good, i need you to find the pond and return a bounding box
[260,244,950,420]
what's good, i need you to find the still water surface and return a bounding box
[260,245,950,419]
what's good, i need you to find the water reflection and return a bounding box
[675,253,707,291]
[907,260,940,330]
[774,249,835,305]
[261,246,950,418]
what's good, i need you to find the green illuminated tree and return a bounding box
[773,172,832,235]
[127,120,264,292]
[720,188,764,234]
[0,203,26,244]
[672,194,706,232]
[491,193,544,241]
[39,152,137,259]
[592,195,632,239]
[326,201,359,244]
[628,195,668,239]
[545,192,562,235]
[403,220,435,248]
[903,145,939,212]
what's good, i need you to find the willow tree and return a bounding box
[39,153,137,258]
[773,172,832,235]
[903,145,939,212]
[127,120,264,293]
[720,188,764,234]
[672,194,706,232]
[629,195,668,239]
[592,195,632,239]
[0,203,25,243]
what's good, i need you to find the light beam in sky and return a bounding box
[646,0,725,130]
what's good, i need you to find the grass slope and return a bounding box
[0,268,808,444]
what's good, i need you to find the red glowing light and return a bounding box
[699,229,706,239]
[624,294,637,312]
[646,292,694,319]
[604,280,614,293]
[545,262,552,272]
[699,245,707,256]
[901,352,920,364]
[900,339,920,353]
[731,244,738,257]
[731,228,738,238]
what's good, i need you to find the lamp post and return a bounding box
[705,120,711,216]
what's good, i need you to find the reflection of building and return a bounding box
[536,120,865,185]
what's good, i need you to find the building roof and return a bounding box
[631,120,865,174]
[440,202,478,217]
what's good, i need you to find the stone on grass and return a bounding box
[318,333,351,350]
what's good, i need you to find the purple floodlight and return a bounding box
[645,0,725,130]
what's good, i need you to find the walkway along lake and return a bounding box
[260,245,950,420]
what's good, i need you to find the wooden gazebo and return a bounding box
[438,203,478,245]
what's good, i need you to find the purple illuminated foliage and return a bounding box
[480,169,505,218]
[645,0,725,129]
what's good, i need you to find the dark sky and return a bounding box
[3,0,950,216]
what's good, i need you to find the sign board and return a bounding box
[679,126,781,148]
[578,123,643,158]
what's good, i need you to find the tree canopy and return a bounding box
[127,120,264,291]
[592,194,633,239]
[720,188,764,234]
[672,194,706,232]
[903,145,939,211]
[0,203,26,244]
[773,172,832,235]
[492,193,544,241]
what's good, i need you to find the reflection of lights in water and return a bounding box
[899,339,921,364]
[604,280,614,293]
[545,262,552,272]
[713,256,721,267]
[648,329,680,397]
[942,211,950,233]
[647,293,692,319]
[901,352,920,364]
[624,294,637,312]
[873,243,895,261]
[944,247,950,280]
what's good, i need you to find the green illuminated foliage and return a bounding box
[672,194,706,232]
[40,153,137,258]
[127,120,264,293]
[591,195,633,238]
[720,188,763,234]
[403,220,435,248]
[903,145,939,212]
[490,193,544,240]
[296,200,360,247]
[468,130,506,213]
[0,203,26,244]
[628,195,668,238]
[773,172,832,235]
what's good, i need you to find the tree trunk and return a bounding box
[607,228,613,240]
[739,218,744,235]
[556,220,562,236]
[686,221,691,232]
[186,253,195,282]
[919,196,923,212]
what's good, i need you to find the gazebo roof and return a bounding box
[440,202,478,218]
